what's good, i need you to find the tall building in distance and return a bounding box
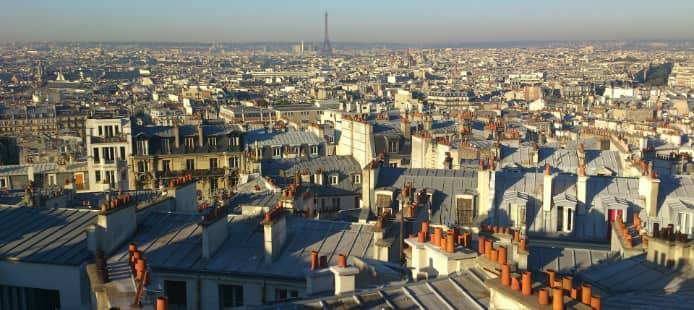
[322,11,333,55]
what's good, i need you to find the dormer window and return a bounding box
[330,174,339,185]
[230,136,240,146]
[310,145,319,156]
[375,191,393,216]
[161,139,171,153]
[388,140,399,153]
[136,138,148,155]
[352,174,361,184]
[208,137,217,146]
[456,195,474,226]
[184,137,195,149]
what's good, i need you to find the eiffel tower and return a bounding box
[322,11,333,55]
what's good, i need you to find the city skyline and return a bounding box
[1,0,693,43]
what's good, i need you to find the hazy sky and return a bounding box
[1,0,693,43]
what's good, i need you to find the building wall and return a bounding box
[85,118,133,191]
[0,261,90,310]
[155,272,305,309]
[336,119,375,168]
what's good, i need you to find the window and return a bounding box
[557,206,564,231]
[388,140,399,153]
[48,174,56,186]
[389,162,398,168]
[161,139,171,153]
[376,193,392,216]
[229,157,240,169]
[186,159,195,171]
[219,284,244,308]
[208,137,217,146]
[210,177,218,194]
[456,197,474,226]
[137,161,147,173]
[210,158,218,169]
[273,147,281,157]
[103,147,115,162]
[137,139,148,155]
[120,146,126,160]
[162,160,171,172]
[352,174,361,184]
[95,171,101,182]
[185,137,195,149]
[330,174,339,185]
[0,177,7,188]
[230,136,240,147]
[93,147,100,163]
[105,170,115,185]
[0,285,60,310]
[98,126,103,136]
[512,204,526,228]
[275,288,298,301]
[165,280,187,309]
[310,145,319,156]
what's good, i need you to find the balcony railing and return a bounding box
[91,135,128,144]
[159,168,228,178]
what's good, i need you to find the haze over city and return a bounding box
[1,0,694,43]
[2,1,694,310]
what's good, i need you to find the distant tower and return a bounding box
[322,11,332,55]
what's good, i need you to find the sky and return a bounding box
[0,0,693,43]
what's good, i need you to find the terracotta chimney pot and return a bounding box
[337,254,347,268]
[553,287,564,310]
[581,284,592,304]
[156,296,168,310]
[538,288,549,305]
[522,271,532,296]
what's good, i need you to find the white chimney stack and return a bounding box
[330,254,359,295]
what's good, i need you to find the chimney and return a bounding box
[638,162,660,218]
[197,124,204,147]
[543,162,553,212]
[202,210,228,259]
[174,123,180,148]
[577,143,586,165]
[263,207,287,263]
[531,143,539,165]
[86,198,137,254]
[156,296,168,310]
[477,160,492,221]
[330,254,359,295]
[400,117,411,139]
[314,169,324,185]
[581,284,592,304]
[577,163,588,205]
[521,271,532,296]
[553,287,564,310]
[361,160,380,211]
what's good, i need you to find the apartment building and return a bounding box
[85,117,132,191]
[130,123,245,200]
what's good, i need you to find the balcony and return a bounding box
[159,168,227,178]
[91,135,128,144]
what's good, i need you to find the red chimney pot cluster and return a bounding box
[128,243,150,286]
[168,174,193,188]
[263,203,284,223]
